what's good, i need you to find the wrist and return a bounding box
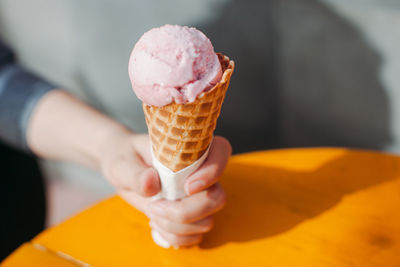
[27,89,137,170]
[91,122,134,170]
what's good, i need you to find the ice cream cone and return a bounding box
[143,53,234,172]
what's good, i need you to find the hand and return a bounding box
[27,90,229,247]
[147,183,227,247]
[114,135,231,247]
[100,133,161,197]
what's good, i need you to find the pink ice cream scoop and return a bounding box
[128,24,222,107]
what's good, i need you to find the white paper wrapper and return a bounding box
[149,142,211,248]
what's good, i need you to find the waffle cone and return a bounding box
[143,53,234,172]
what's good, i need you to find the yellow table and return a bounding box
[3,148,400,266]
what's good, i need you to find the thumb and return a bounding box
[136,167,161,196]
[105,153,161,197]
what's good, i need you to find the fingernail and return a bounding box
[187,180,206,195]
[149,204,166,217]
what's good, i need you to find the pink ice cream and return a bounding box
[128,24,222,107]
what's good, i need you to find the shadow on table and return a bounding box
[200,150,400,249]
[196,0,391,153]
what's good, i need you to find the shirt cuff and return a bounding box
[0,64,56,152]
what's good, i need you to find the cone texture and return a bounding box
[144,53,234,172]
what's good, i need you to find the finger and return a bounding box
[108,151,160,196]
[149,216,214,235]
[150,224,203,248]
[148,183,226,224]
[185,136,232,195]
[139,168,161,196]
[117,188,152,214]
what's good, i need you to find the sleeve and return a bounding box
[0,40,56,152]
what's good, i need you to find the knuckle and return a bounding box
[202,217,214,232]
[169,234,181,245]
[179,235,202,247]
[158,230,177,245]
[209,197,220,211]
[207,186,226,212]
[192,235,204,246]
[216,136,232,155]
[219,189,227,207]
[206,183,222,200]
[216,192,227,212]
[203,224,213,233]
[175,210,190,224]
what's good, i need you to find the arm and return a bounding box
[0,40,230,247]
[0,39,159,195]
[27,90,231,246]
[27,90,161,195]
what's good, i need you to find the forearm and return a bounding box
[27,90,133,169]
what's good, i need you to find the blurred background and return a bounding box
[0,0,399,258]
